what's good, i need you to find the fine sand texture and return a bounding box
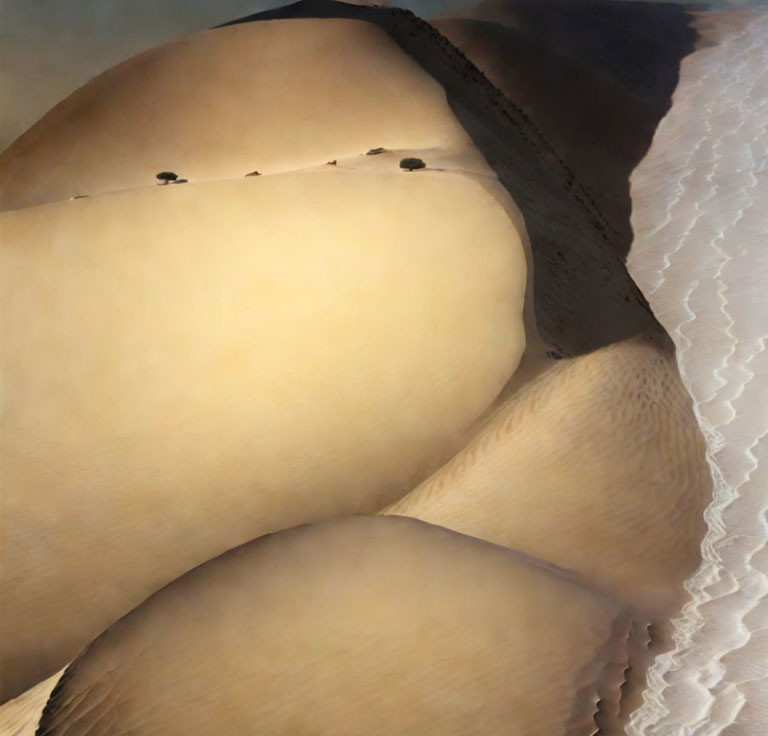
[218,0,662,356]
[0,671,62,736]
[34,516,632,736]
[384,337,711,618]
[0,1,724,727]
[0,2,663,357]
[0,167,526,700]
[0,19,488,212]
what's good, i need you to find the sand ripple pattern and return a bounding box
[627,11,768,735]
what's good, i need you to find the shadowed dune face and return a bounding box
[384,337,711,617]
[0,0,725,724]
[429,9,695,255]
[0,168,526,700]
[219,0,664,356]
[36,516,632,736]
[0,18,484,211]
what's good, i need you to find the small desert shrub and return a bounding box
[399,157,426,172]
[156,171,178,185]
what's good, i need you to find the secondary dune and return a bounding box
[383,337,710,617]
[0,18,489,211]
[221,0,666,357]
[0,166,526,700]
[0,671,62,736]
[33,516,632,736]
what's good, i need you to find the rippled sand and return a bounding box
[36,517,634,736]
[2,0,758,733]
[627,11,768,734]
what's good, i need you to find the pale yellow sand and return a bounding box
[0,166,526,700]
[383,337,710,617]
[33,516,631,736]
[0,671,62,736]
[0,3,705,720]
[0,18,490,212]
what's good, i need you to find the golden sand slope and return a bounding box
[384,337,710,617]
[0,18,487,211]
[0,671,62,736]
[33,517,631,736]
[1,166,526,700]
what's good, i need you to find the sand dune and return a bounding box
[0,0,664,356]
[1,165,526,700]
[33,516,632,736]
[384,337,710,617]
[430,0,698,259]
[216,0,662,356]
[0,18,482,212]
[0,1,743,730]
[0,672,62,736]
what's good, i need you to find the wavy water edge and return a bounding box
[627,11,768,735]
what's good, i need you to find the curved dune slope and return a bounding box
[384,337,710,616]
[0,671,62,736]
[35,516,631,736]
[0,167,526,700]
[219,0,662,356]
[430,0,698,260]
[0,18,488,211]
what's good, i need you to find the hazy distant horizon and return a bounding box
[1,0,764,152]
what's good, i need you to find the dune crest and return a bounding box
[34,517,634,736]
[1,166,526,700]
[383,337,710,617]
[0,18,479,212]
[0,672,62,736]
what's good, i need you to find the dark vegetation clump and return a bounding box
[366,147,385,156]
[399,157,426,172]
[156,171,178,185]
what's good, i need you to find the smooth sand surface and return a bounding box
[384,337,710,617]
[0,18,489,211]
[1,166,526,700]
[34,516,631,736]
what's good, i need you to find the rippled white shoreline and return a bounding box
[628,11,768,734]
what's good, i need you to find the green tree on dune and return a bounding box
[156,171,178,185]
[399,158,426,172]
